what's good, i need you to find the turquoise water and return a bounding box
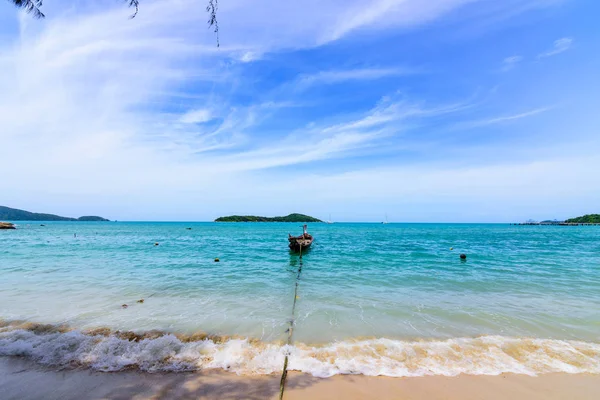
[1,222,600,376]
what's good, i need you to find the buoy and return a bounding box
[122,304,128,308]
[460,254,467,260]
[214,258,220,262]
[137,299,144,303]
[154,243,159,246]
[450,247,453,251]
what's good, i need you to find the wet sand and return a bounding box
[1,357,598,400]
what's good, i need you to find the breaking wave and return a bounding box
[1,321,599,378]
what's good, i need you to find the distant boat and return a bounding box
[382,214,388,224]
[327,214,333,224]
[288,224,314,252]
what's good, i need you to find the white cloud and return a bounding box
[206,96,470,172]
[454,107,552,130]
[179,109,214,124]
[239,51,260,63]
[480,107,551,124]
[321,0,478,43]
[538,37,573,58]
[501,55,522,71]
[296,67,417,89]
[203,0,486,50]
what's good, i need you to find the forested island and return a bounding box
[215,213,322,222]
[565,214,600,224]
[0,206,109,222]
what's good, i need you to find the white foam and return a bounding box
[1,328,599,377]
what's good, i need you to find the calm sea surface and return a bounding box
[1,222,599,376]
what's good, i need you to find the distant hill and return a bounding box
[0,206,109,222]
[215,213,322,222]
[565,214,600,224]
[77,216,110,221]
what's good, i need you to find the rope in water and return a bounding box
[279,243,303,400]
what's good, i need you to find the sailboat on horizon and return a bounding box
[327,214,333,224]
[381,214,388,224]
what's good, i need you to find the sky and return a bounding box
[1,0,599,222]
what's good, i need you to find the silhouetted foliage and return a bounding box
[10,0,44,18]
[206,0,219,46]
[126,0,139,19]
[7,0,219,44]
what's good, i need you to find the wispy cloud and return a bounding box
[209,95,471,172]
[501,55,523,71]
[296,67,417,89]
[456,107,552,130]
[239,51,260,63]
[321,0,476,43]
[538,37,573,58]
[179,109,214,124]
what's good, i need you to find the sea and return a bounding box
[1,222,599,377]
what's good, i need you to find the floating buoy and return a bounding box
[214,258,220,262]
[460,254,467,260]
[154,243,159,246]
[137,299,144,303]
[450,247,454,251]
[122,304,128,308]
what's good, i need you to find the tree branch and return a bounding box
[8,0,220,45]
[11,0,45,18]
[206,0,219,47]
[126,0,139,19]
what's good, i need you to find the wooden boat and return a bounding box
[288,224,313,252]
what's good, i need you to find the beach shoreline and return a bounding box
[1,357,599,400]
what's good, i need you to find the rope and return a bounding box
[279,243,303,400]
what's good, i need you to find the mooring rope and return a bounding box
[279,244,303,400]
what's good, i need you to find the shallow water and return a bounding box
[1,222,599,376]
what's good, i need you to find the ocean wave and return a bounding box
[1,321,599,377]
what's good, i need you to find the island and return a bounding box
[565,214,600,224]
[0,206,109,222]
[215,213,322,223]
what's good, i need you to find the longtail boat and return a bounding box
[288,224,313,252]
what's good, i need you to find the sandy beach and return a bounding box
[1,357,598,400]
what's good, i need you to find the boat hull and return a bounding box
[288,234,313,252]
[288,239,313,252]
[288,225,313,253]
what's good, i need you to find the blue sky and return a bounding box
[1,0,599,222]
